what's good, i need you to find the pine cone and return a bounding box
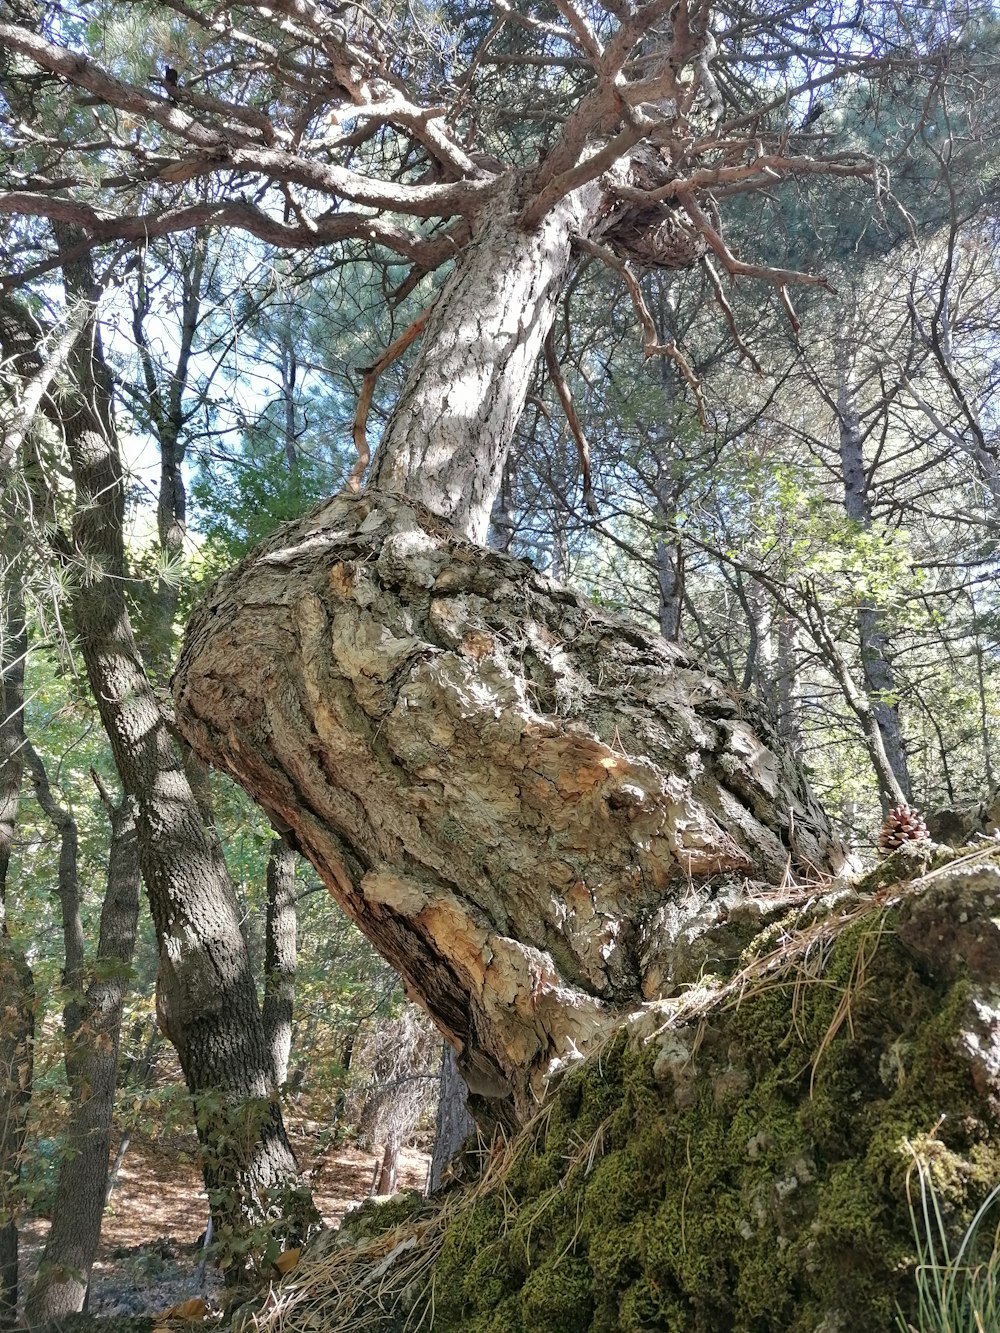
[878,803,930,851]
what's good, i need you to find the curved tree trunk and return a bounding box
[175,487,840,1117]
[176,206,841,1121]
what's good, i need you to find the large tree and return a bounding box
[0,0,967,1119]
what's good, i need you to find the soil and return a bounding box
[20,1130,431,1319]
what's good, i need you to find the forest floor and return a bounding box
[20,1130,431,1319]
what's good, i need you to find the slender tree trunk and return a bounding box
[428,1044,475,1194]
[835,331,911,809]
[655,537,684,642]
[262,838,297,1089]
[177,207,842,1122]
[373,1140,400,1197]
[37,231,311,1260]
[24,791,140,1325]
[22,743,85,1068]
[0,934,30,1332]
[371,180,603,542]
[131,237,205,664]
[0,489,34,1330]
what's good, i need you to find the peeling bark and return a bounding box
[175,490,842,1118]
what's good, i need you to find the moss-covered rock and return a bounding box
[428,853,1000,1332]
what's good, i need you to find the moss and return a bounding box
[338,1189,426,1243]
[428,881,1000,1332]
[520,1256,594,1332]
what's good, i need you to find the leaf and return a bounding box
[157,1297,209,1321]
[273,1247,300,1275]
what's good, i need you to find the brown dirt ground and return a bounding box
[20,1131,430,1318]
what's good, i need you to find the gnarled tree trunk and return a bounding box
[175,496,840,1117]
[175,202,842,1122]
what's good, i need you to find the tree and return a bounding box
[0,244,312,1274]
[0,0,982,1131]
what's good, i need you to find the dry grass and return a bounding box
[251,842,1000,1333]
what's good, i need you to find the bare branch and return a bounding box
[0,193,463,273]
[677,191,836,293]
[543,324,597,514]
[350,305,434,491]
[573,234,708,424]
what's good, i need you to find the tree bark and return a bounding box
[24,792,140,1325]
[428,1043,476,1194]
[0,482,34,1330]
[835,330,911,809]
[31,230,311,1259]
[175,487,841,1118]
[370,180,603,543]
[176,208,841,1122]
[262,838,297,1089]
[130,239,205,666]
[22,743,85,1072]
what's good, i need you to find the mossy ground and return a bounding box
[428,902,1000,1333]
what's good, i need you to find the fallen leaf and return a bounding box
[157,1297,209,1321]
[273,1247,301,1276]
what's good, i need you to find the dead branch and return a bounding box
[543,324,597,515]
[349,305,434,491]
[574,234,708,425]
[702,257,765,376]
[677,191,836,295]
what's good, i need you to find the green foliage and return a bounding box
[190,439,339,565]
[897,1150,1000,1333]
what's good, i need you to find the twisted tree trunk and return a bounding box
[175,200,842,1122]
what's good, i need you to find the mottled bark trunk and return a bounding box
[45,231,309,1256]
[262,838,297,1089]
[175,489,841,1119]
[370,181,603,542]
[176,210,840,1122]
[835,334,910,810]
[0,501,33,1330]
[428,1044,476,1194]
[24,794,140,1325]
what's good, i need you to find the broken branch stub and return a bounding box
[173,491,841,1117]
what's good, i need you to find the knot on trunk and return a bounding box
[173,490,841,1114]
